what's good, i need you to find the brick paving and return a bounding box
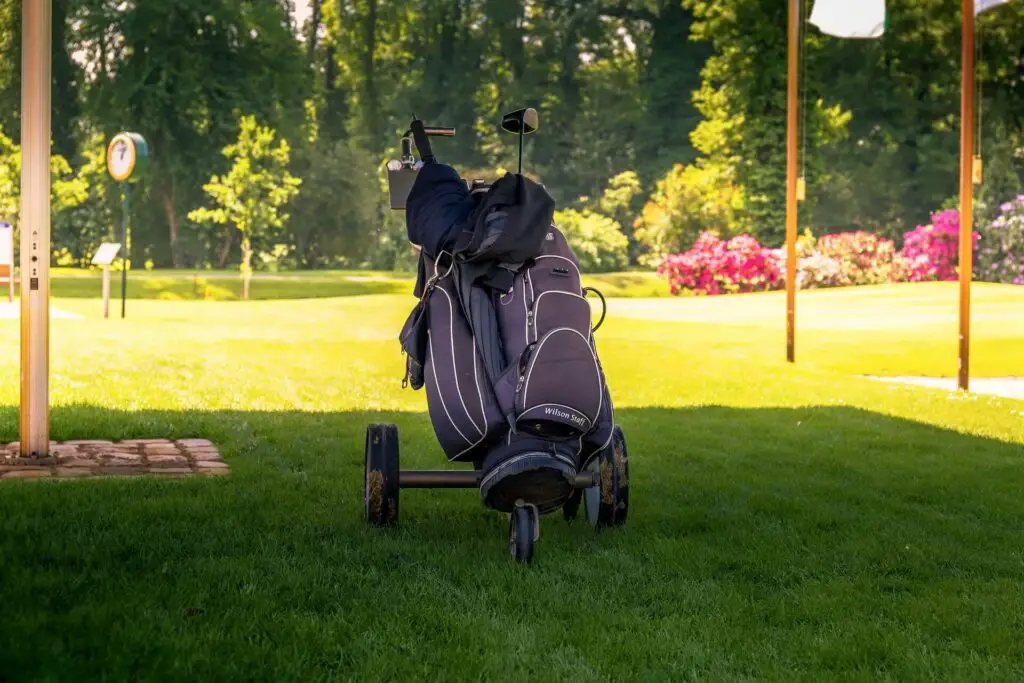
[0,439,228,480]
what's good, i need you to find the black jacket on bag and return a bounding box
[405,163,554,296]
[453,171,555,270]
[400,163,556,401]
[405,163,475,259]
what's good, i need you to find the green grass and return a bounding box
[45,267,669,300]
[1,283,1023,681]
[610,281,1024,378]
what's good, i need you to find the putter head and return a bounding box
[501,108,539,135]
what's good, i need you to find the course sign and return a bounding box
[91,242,122,266]
[106,132,149,183]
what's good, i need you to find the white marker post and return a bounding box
[20,0,52,458]
[0,222,12,303]
[91,243,122,319]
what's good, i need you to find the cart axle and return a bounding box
[399,469,598,489]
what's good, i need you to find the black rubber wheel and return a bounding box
[585,425,629,529]
[364,424,400,527]
[509,504,537,564]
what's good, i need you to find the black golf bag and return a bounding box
[398,162,616,514]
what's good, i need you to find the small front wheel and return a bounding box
[509,502,538,564]
[364,424,400,527]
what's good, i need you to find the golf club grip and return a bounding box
[410,120,435,163]
[424,127,456,137]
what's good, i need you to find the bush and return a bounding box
[900,209,978,282]
[770,231,884,290]
[634,161,747,267]
[595,171,644,264]
[553,208,630,273]
[796,251,846,289]
[658,231,782,296]
[815,230,907,285]
[975,196,1024,285]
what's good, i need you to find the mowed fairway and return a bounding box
[1,278,1023,681]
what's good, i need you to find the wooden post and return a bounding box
[20,0,52,458]
[102,265,111,318]
[785,0,800,363]
[958,0,975,392]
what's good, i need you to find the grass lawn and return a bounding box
[1,282,1023,680]
[46,266,670,300]
[612,281,1024,378]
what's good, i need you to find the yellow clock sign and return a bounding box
[105,132,149,319]
[106,132,149,183]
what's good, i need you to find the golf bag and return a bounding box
[399,162,615,513]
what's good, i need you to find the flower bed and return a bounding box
[657,203,1019,296]
[656,231,783,296]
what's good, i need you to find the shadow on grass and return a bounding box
[1,403,1023,680]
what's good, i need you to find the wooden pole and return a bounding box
[958,0,975,391]
[19,0,52,458]
[786,0,800,363]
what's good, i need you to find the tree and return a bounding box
[188,116,301,300]
[285,134,382,269]
[0,127,88,231]
[72,0,309,267]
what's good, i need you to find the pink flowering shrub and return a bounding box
[772,229,909,289]
[975,196,1024,285]
[900,209,979,282]
[655,204,1008,296]
[815,231,907,285]
[658,231,783,295]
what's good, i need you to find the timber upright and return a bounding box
[364,108,630,564]
[19,0,52,459]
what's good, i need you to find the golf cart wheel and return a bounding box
[509,502,538,564]
[364,424,400,527]
[585,425,629,529]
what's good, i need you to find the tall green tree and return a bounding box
[72,0,309,266]
[0,0,83,162]
[682,0,1024,246]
